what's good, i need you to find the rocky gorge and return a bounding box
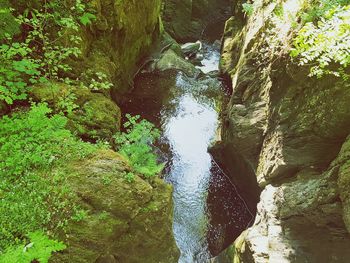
[0,0,349,262]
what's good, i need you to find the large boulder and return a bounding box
[52,149,180,263]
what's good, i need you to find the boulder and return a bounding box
[181,41,202,56]
[155,49,200,77]
[52,149,180,263]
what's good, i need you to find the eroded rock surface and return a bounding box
[215,0,350,261]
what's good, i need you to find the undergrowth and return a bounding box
[0,232,66,263]
[0,103,98,257]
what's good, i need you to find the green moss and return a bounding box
[30,82,121,140]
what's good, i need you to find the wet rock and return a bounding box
[155,49,200,77]
[52,149,180,263]
[190,53,205,66]
[162,0,232,42]
[181,41,202,56]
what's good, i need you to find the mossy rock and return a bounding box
[29,82,121,140]
[52,149,180,263]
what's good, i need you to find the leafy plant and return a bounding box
[0,232,66,263]
[88,72,113,91]
[300,0,350,22]
[71,209,89,222]
[0,103,96,176]
[114,114,164,178]
[242,2,254,16]
[0,0,97,105]
[123,172,135,183]
[291,5,350,79]
[0,42,42,104]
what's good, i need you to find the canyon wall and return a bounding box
[216,0,350,261]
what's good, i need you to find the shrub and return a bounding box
[291,4,350,79]
[114,114,164,178]
[0,0,96,105]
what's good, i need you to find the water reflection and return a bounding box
[164,93,217,262]
[120,46,252,263]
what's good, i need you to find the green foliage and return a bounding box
[74,0,96,26]
[0,231,66,263]
[0,103,98,250]
[71,209,89,222]
[242,2,254,16]
[301,0,350,22]
[0,42,42,104]
[291,5,350,79]
[88,72,113,91]
[0,0,99,105]
[114,114,164,178]
[0,103,95,176]
[123,172,135,183]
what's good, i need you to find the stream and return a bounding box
[121,43,253,262]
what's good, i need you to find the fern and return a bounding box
[0,232,66,263]
[114,114,164,178]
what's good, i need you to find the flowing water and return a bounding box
[120,44,253,262]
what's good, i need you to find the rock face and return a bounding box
[162,0,232,42]
[86,0,162,100]
[215,0,350,261]
[11,0,162,100]
[53,149,180,263]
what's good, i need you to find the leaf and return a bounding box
[79,12,96,26]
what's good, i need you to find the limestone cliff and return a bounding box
[215,0,350,261]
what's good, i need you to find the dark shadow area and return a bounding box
[206,160,253,256]
[209,142,261,214]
